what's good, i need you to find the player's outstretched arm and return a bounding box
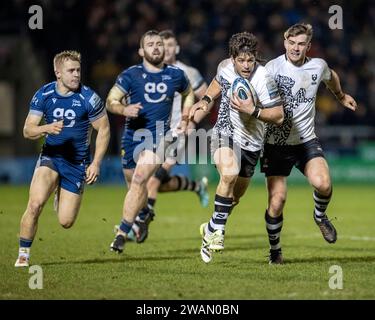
[326,69,357,111]
[106,85,142,118]
[86,113,110,184]
[23,114,63,140]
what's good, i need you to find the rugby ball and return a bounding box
[230,77,257,104]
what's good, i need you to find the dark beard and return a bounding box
[144,51,164,66]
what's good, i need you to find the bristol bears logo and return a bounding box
[311,74,318,85]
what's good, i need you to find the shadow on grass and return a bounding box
[41,254,191,266]
[285,255,375,264]
[150,233,266,242]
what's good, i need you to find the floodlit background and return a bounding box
[0,0,374,300]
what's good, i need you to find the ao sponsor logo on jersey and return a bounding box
[144,82,168,103]
[53,108,76,127]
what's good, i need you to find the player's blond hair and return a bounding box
[53,50,81,71]
[284,23,313,42]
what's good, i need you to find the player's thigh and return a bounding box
[304,157,331,188]
[57,188,82,227]
[29,166,59,206]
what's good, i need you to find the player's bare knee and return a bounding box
[313,175,331,195]
[59,219,74,229]
[132,173,147,186]
[27,200,44,217]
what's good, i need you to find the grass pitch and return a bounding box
[0,184,374,300]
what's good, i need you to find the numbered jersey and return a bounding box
[115,63,189,138]
[29,82,105,163]
[264,54,332,145]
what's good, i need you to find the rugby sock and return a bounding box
[119,219,132,235]
[138,207,149,221]
[138,198,156,221]
[206,195,233,235]
[265,210,283,251]
[175,176,198,192]
[19,237,33,248]
[19,238,32,259]
[147,198,156,209]
[313,190,332,221]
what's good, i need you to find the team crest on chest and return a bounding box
[311,74,318,85]
[72,99,81,107]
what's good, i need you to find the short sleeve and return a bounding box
[321,59,332,82]
[265,60,275,78]
[257,72,283,108]
[29,89,44,117]
[87,91,106,122]
[115,70,133,94]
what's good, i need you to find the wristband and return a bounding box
[201,95,212,104]
[252,107,261,119]
[334,91,345,100]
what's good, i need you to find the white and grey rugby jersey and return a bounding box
[214,58,282,152]
[265,54,331,145]
[170,60,205,133]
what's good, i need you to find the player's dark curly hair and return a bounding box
[229,32,263,62]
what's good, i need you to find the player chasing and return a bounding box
[15,51,110,267]
[189,32,284,263]
[126,30,211,243]
[261,23,357,264]
[106,30,194,254]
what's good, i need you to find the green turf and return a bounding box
[0,184,374,299]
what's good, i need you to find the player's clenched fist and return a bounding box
[47,120,64,135]
[189,100,209,121]
[123,103,143,118]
